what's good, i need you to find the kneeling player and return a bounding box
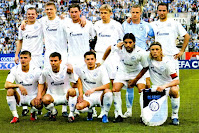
[130,42,180,125]
[5,51,42,123]
[76,51,113,123]
[36,52,78,122]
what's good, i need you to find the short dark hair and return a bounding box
[123,33,136,43]
[45,1,56,9]
[157,2,168,11]
[49,52,61,60]
[69,4,80,11]
[131,4,142,12]
[27,7,38,13]
[149,42,162,49]
[21,50,31,57]
[84,51,96,59]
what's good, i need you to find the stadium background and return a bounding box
[0,0,198,132]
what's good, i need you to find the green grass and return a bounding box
[0,70,198,133]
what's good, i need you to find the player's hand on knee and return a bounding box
[19,85,28,95]
[34,96,42,106]
[128,79,136,88]
[156,86,165,92]
[77,95,84,103]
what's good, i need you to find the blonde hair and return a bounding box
[149,42,164,59]
[100,4,112,12]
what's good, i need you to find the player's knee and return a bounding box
[68,88,76,97]
[104,88,112,94]
[7,89,15,96]
[170,86,179,98]
[42,94,53,105]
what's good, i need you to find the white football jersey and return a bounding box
[6,64,41,95]
[112,44,149,73]
[147,56,179,86]
[39,16,68,55]
[18,21,43,55]
[150,18,187,56]
[94,19,124,53]
[39,65,78,95]
[66,19,95,58]
[76,65,110,94]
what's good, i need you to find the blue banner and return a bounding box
[179,60,199,69]
[0,54,16,70]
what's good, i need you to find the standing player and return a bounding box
[66,4,95,67]
[102,33,149,122]
[36,52,78,122]
[75,51,112,123]
[122,4,154,118]
[5,51,42,123]
[94,4,124,118]
[129,42,180,125]
[14,7,44,116]
[150,2,190,125]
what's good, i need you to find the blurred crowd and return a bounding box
[0,0,199,54]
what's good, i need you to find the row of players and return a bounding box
[5,34,180,124]
[11,2,190,125]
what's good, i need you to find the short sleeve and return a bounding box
[6,67,16,83]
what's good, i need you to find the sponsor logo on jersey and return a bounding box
[149,100,159,111]
[51,81,64,86]
[122,59,133,66]
[19,81,33,86]
[46,26,57,31]
[83,78,96,84]
[25,34,38,39]
[156,32,169,36]
[98,33,111,37]
[70,32,83,36]
[150,66,162,75]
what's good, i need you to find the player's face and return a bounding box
[130,7,141,21]
[84,54,96,70]
[69,7,81,22]
[100,9,112,22]
[124,38,135,53]
[50,56,62,72]
[157,5,168,21]
[27,9,37,22]
[20,54,31,67]
[45,5,56,20]
[150,45,162,60]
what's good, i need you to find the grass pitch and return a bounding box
[0,69,198,133]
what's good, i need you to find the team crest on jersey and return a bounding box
[110,25,115,30]
[167,23,171,27]
[29,74,34,79]
[131,56,136,61]
[93,73,98,77]
[60,74,64,79]
[139,26,144,31]
[34,26,38,29]
[159,66,165,72]
[149,100,159,111]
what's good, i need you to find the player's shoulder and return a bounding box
[111,19,122,26]
[10,65,19,72]
[94,20,102,26]
[135,46,146,53]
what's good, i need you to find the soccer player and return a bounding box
[94,4,124,118]
[122,4,154,118]
[66,4,95,67]
[36,52,78,122]
[75,51,112,123]
[14,7,44,116]
[102,33,149,122]
[5,51,42,123]
[150,2,190,125]
[129,42,180,125]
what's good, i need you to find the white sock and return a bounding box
[62,105,67,113]
[139,93,143,117]
[7,96,18,118]
[126,88,134,113]
[23,106,28,110]
[45,103,57,115]
[171,97,180,119]
[103,92,113,116]
[79,107,89,113]
[30,106,38,113]
[68,96,77,117]
[113,92,123,117]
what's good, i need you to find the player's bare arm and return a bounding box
[35,84,44,106]
[174,33,190,59]
[77,78,84,103]
[85,83,110,96]
[157,79,180,92]
[14,40,23,64]
[5,81,27,95]
[101,45,111,64]
[128,67,149,88]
